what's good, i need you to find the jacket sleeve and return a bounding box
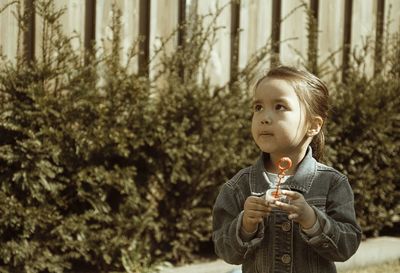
[212,182,264,265]
[300,175,362,261]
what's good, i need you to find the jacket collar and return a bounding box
[249,146,317,194]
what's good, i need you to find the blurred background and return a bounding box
[0,0,399,272]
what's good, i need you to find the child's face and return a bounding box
[251,78,310,157]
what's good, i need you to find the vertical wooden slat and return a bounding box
[84,0,96,50]
[281,0,309,66]
[238,0,272,72]
[139,0,151,76]
[308,0,319,74]
[342,0,353,82]
[385,0,400,35]
[84,0,96,62]
[318,0,345,80]
[0,0,19,61]
[374,0,385,75]
[352,0,377,77]
[230,0,240,81]
[177,0,186,48]
[271,0,281,66]
[309,0,319,18]
[178,0,186,79]
[23,0,35,62]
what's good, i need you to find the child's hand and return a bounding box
[242,196,273,233]
[274,190,317,229]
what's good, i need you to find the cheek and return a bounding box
[298,113,311,132]
[251,116,258,136]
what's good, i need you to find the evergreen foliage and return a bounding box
[325,29,400,237]
[0,1,155,272]
[0,1,399,272]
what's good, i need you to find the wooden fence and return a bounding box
[0,0,399,85]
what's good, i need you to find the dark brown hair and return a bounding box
[253,66,330,161]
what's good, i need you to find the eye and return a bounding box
[253,104,263,112]
[275,104,287,111]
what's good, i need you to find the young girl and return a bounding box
[212,66,361,273]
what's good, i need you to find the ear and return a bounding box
[307,116,323,137]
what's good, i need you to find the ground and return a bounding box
[339,259,400,273]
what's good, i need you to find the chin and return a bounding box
[258,144,289,156]
[257,145,275,154]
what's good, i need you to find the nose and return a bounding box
[261,114,271,125]
[261,120,269,125]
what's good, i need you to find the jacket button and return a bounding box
[281,254,291,264]
[282,221,291,231]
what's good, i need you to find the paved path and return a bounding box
[335,236,400,271]
[159,236,400,273]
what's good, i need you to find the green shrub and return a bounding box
[0,1,399,271]
[134,7,259,263]
[0,1,155,272]
[0,0,260,270]
[325,30,400,237]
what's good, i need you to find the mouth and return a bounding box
[259,131,273,136]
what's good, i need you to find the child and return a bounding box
[212,66,361,273]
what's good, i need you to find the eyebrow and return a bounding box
[273,98,290,104]
[252,97,290,105]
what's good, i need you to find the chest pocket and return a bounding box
[306,197,327,213]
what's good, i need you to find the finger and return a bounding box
[246,211,265,218]
[281,190,302,200]
[253,196,272,206]
[248,202,273,211]
[246,197,266,208]
[246,200,271,212]
[274,200,296,213]
[246,209,271,218]
[288,213,299,221]
[246,216,264,225]
[249,196,268,202]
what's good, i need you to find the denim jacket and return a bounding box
[212,147,362,273]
